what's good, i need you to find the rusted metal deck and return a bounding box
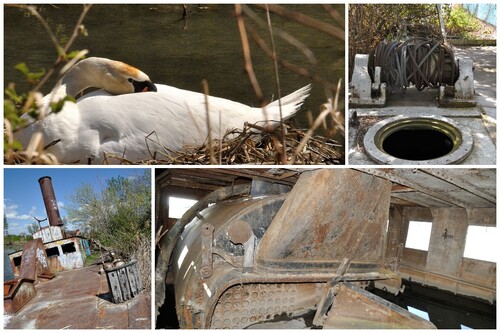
[3,265,150,329]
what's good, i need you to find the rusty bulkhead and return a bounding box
[157,169,436,329]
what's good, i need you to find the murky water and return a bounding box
[372,281,496,329]
[4,4,344,137]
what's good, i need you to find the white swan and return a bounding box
[14,57,311,164]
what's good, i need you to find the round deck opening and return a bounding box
[382,128,454,160]
[363,116,473,165]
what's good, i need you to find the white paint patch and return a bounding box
[24,319,37,329]
[36,248,48,268]
[4,314,12,328]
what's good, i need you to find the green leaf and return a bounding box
[28,109,40,120]
[15,62,30,76]
[4,86,23,104]
[14,62,46,84]
[67,50,85,60]
[27,68,46,82]
[9,140,24,151]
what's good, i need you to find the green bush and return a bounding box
[445,6,481,39]
[66,170,151,288]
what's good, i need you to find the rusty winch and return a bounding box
[350,38,475,108]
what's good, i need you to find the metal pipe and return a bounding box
[38,176,64,227]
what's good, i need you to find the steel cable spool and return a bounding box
[368,38,458,91]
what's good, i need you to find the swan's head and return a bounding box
[100,59,158,95]
[62,57,157,97]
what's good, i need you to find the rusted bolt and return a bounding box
[200,267,212,279]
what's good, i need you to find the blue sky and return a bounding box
[3,168,151,235]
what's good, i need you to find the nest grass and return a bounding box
[109,122,344,165]
[5,121,344,165]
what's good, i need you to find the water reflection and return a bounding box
[4,4,344,136]
[371,281,496,329]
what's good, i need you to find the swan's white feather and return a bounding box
[17,83,311,164]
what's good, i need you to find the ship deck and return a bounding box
[4,265,151,329]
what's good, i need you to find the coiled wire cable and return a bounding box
[369,38,457,91]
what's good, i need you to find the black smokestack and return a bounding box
[38,176,64,227]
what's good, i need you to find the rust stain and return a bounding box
[170,169,434,329]
[4,278,37,315]
[4,266,151,329]
[323,283,436,329]
[316,223,329,244]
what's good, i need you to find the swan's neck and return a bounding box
[59,59,102,97]
[46,57,151,100]
[38,60,99,118]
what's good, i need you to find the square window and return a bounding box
[61,242,77,254]
[463,226,496,262]
[13,256,22,267]
[169,197,198,219]
[405,221,432,251]
[46,246,60,257]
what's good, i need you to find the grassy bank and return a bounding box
[4,235,33,252]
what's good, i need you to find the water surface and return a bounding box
[4,248,15,281]
[4,4,345,139]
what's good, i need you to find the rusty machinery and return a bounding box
[4,239,54,314]
[156,169,436,329]
[350,38,475,107]
[346,36,494,166]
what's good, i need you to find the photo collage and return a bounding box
[2,3,497,330]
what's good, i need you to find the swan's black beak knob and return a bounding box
[133,79,158,92]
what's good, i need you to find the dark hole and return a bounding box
[61,242,76,254]
[46,246,60,257]
[382,129,454,160]
[156,284,180,328]
[13,256,22,267]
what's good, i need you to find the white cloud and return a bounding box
[4,202,18,214]
[4,201,38,221]
[5,221,30,235]
[4,204,32,220]
[58,201,65,209]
